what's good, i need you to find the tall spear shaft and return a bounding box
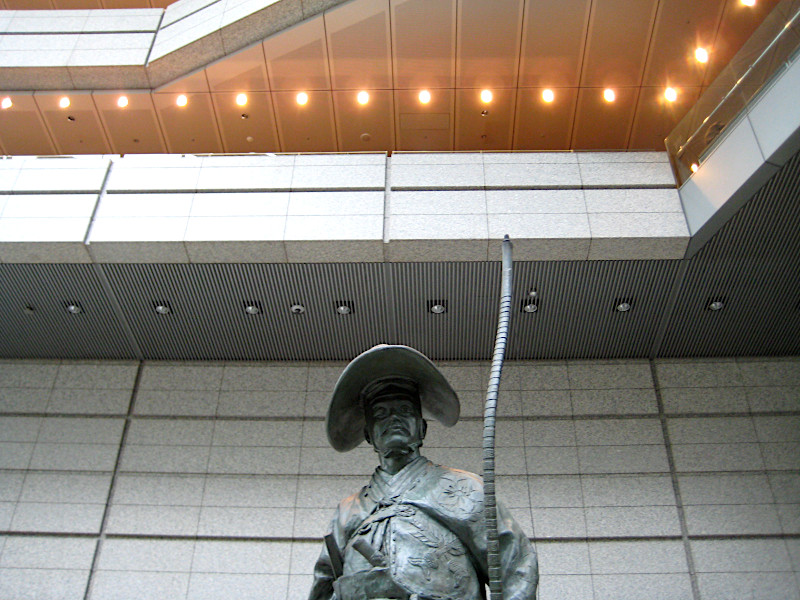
[483,234,513,600]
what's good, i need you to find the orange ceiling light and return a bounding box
[1,97,11,110]
[176,94,188,107]
[418,90,431,104]
[357,91,370,105]
[741,0,756,5]
[117,96,129,108]
[664,87,678,102]
[480,89,493,103]
[603,88,616,102]
[695,47,709,63]
[236,93,248,106]
[59,96,70,109]
[296,92,309,106]
[542,89,555,103]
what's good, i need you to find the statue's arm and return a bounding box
[496,500,539,600]
[308,511,345,600]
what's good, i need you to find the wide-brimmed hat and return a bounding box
[326,345,460,452]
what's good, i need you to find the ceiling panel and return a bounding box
[94,92,167,155]
[325,0,392,90]
[629,85,700,150]
[455,88,514,151]
[518,0,591,88]
[642,0,725,87]
[391,0,455,89]
[34,92,111,155]
[333,89,394,152]
[55,0,101,6]
[512,87,577,150]
[263,16,330,92]
[457,0,524,88]
[395,88,454,151]
[273,90,336,152]
[571,86,638,150]
[580,0,659,87]
[152,92,223,154]
[0,93,57,156]
[157,70,210,94]
[0,264,136,360]
[704,0,783,86]
[205,43,270,92]
[211,91,280,153]
[3,0,52,7]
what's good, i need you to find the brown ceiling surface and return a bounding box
[0,0,781,155]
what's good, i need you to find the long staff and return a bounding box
[483,234,513,600]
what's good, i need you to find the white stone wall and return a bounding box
[0,151,687,264]
[0,357,798,600]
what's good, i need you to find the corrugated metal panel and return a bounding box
[510,260,681,359]
[660,151,800,356]
[390,262,501,360]
[0,264,136,359]
[100,263,392,360]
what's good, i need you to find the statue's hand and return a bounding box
[333,567,409,600]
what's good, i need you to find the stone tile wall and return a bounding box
[0,151,688,264]
[0,357,797,600]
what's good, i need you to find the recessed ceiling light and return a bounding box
[664,87,678,102]
[614,299,633,313]
[480,89,493,103]
[296,92,309,106]
[542,89,555,103]
[243,301,262,315]
[418,90,431,104]
[23,304,35,314]
[427,300,447,314]
[603,88,616,103]
[236,93,248,106]
[695,47,709,63]
[1,97,12,110]
[522,303,538,313]
[690,163,699,173]
[154,303,171,315]
[357,91,369,105]
[59,96,70,109]
[65,303,83,314]
[290,303,306,314]
[176,94,188,107]
[334,300,354,315]
[117,96,128,108]
[708,300,725,311]
[741,0,755,6]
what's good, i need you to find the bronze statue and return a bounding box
[308,344,539,600]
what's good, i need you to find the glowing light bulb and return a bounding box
[741,0,755,6]
[418,90,431,104]
[59,96,70,109]
[542,89,555,103]
[296,92,309,106]
[1,97,11,110]
[695,47,709,63]
[480,89,493,103]
[357,91,369,105]
[176,94,188,107]
[603,88,616,103]
[236,93,248,106]
[664,87,678,102]
[690,163,699,173]
[117,96,128,108]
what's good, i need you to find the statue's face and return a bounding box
[365,395,425,452]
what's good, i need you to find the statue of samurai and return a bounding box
[308,344,538,600]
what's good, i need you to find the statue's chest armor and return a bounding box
[345,504,481,600]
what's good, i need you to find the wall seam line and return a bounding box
[650,358,702,600]
[82,360,143,600]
